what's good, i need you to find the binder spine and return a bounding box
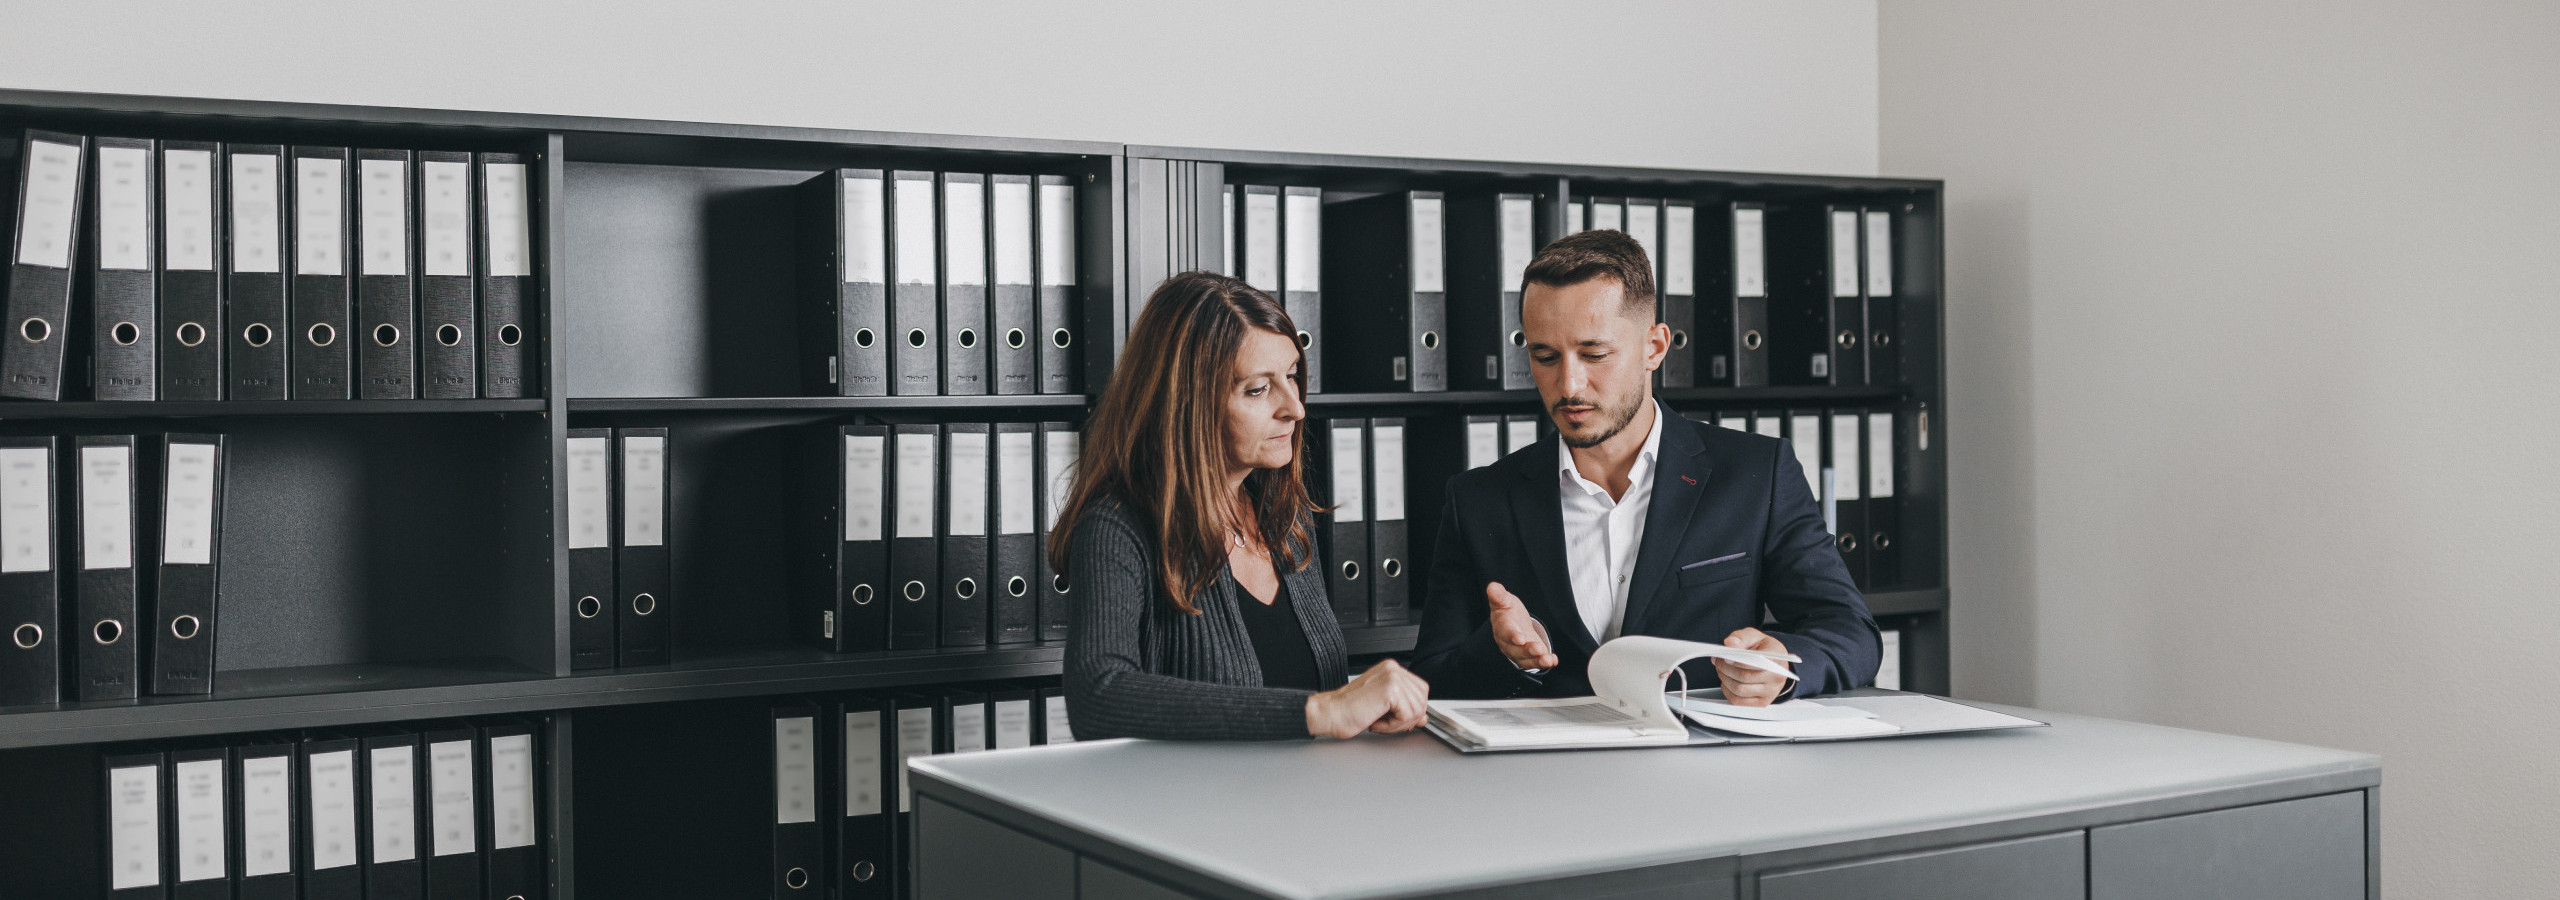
[224,144,289,400]
[938,422,991,647]
[1317,419,1369,627]
[1367,418,1409,623]
[566,429,617,670]
[359,731,424,900]
[158,140,225,401]
[415,150,477,399]
[1409,193,1448,392]
[232,741,300,900]
[69,434,139,701]
[837,426,892,653]
[1660,199,1698,388]
[91,136,159,401]
[420,729,480,900]
[1441,192,1535,391]
[1035,421,1075,643]
[836,698,892,898]
[166,745,232,900]
[938,173,988,396]
[887,425,940,650]
[298,737,364,900]
[1730,202,1771,387]
[1035,175,1080,395]
[103,749,167,900]
[474,152,531,399]
[990,174,1036,396]
[991,423,1036,645]
[287,146,353,399]
[148,434,223,696]
[1865,207,1901,385]
[800,169,889,397]
[0,436,56,705]
[3,130,86,400]
[887,170,938,396]
[614,427,672,666]
[1826,205,1867,386]
[478,721,543,900]
[771,704,823,897]
[354,149,417,399]
[1280,185,1323,393]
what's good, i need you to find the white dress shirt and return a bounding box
[1557,405,1665,644]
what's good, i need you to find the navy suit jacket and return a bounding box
[1409,401,1880,699]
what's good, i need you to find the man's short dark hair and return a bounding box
[1522,229,1656,319]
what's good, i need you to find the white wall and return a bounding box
[1881,2,2560,895]
[0,0,1879,175]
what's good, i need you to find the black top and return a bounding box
[1235,576,1323,692]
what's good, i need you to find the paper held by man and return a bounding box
[1423,636,2044,753]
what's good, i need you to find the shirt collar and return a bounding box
[1557,400,1665,494]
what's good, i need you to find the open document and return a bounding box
[1424,636,2044,753]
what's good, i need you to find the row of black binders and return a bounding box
[564,427,670,670]
[793,421,1081,655]
[798,170,1081,398]
[1305,418,1415,628]
[0,130,535,402]
[0,433,229,707]
[100,718,545,900]
[1675,407,1914,592]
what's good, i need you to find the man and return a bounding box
[1409,230,1878,705]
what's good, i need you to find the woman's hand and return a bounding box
[1305,659,1431,739]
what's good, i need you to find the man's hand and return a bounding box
[1486,582,1558,670]
[1712,627,1793,707]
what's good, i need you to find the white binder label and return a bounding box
[947,431,989,537]
[1664,204,1696,296]
[566,436,611,550]
[1877,629,1903,690]
[895,433,937,540]
[1283,191,1321,291]
[996,431,1035,536]
[295,157,345,276]
[308,749,359,870]
[161,441,218,567]
[1733,207,1765,298]
[1504,419,1537,454]
[893,176,937,286]
[489,734,535,850]
[96,146,152,271]
[165,149,217,271]
[1869,412,1895,499]
[1372,424,1405,521]
[1498,197,1535,292]
[1329,425,1364,523]
[1590,200,1622,232]
[241,755,293,877]
[621,436,666,548]
[1042,430,1078,531]
[1466,420,1500,470]
[1039,182,1077,286]
[943,178,986,286]
[992,179,1034,286]
[844,710,883,816]
[775,716,816,824]
[1790,415,1823,497]
[483,162,532,277]
[1625,202,1659,269]
[110,763,161,889]
[1220,189,1236,276]
[1565,203,1584,235]
[1754,416,1783,439]
[360,158,409,276]
[80,444,132,571]
[230,153,282,274]
[176,758,225,882]
[993,699,1033,749]
[369,745,417,863]
[1242,190,1279,291]
[15,139,80,269]
[951,703,987,753]
[421,161,472,277]
[1865,210,1894,296]
[1409,196,1444,294]
[844,434,886,542]
[429,739,476,857]
[842,174,887,284]
[895,706,933,812]
[0,447,49,574]
[1044,695,1074,744]
[1831,414,1863,501]
[1719,414,1750,433]
[1830,210,1860,298]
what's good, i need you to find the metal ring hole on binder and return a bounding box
[1420,331,1440,350]
[93,619,122,645]
[785,868,810,890]
[1873,532,1892,550]
[576,596,602,618]
[373,324,401,347]
[1006,328,1026,349]
[308,323,337,347]
[1382,558,1404,579]
[906,329,928,348]
[1051,574,1070,593]
[496,323,523,346]
[1873,330,1892,348]
[1670,329,1689,350]
[19,318,50,343]
[851,861,877,883]
[1837,329,1858,349]
[1051,328,1073,349]
[854,328,876,349]
[175,322,207,347]
[436,324,463,347]
[244,323,274,347]
[631,593,658,616]
[956,577,978,599]
[1007,576,1028,598]
[852,583,875,605]
[1340,560,1361,581]
[1836,533,1859,552]
[170,615,201,641]
[10,624,38,650]
[903,580,927,602]
[1509,330,1526,347]
[111,322,141,346]
[1294,330,1312,349]
[957,328,978,349]
[1742,330,1764,350]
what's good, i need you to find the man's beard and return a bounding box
[1555,388,1646,449]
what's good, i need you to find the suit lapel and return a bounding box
[1512,437,1600,656]
[1620,401,1711,637]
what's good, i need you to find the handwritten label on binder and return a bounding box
[993,178,1034,286]
[845,434,886,542]
[165,150,217,272]
[1329,425,1364,523]
[994,699,1033,749]
[775,716,816,824]
[421,161,471,277]
[241,754,293,877]
[1372,424,1406,521]
[0,447,48,574]
[893,176,937,286]
[369,744,418,863]
[1831,210,1860,298]
[1243,190,1279,292]
[308,749,359,870]
[96,146,152,271]
[947,431,989,537]
[997,431,1035,536]
[621,436,666,547]
[1664,203,1696,297]
[360,159,409,276]
[1283,191,1321,292]
[1865,210,1894,297]
[943,178,986,286]
[566,437,610,550]
[1467,420,1500,470]
[15,139,80,269]
[80,445,132,571]
[895,433,936,540]
[490,734,535,849]
[1868,412,1895,499]
[1410,196,1445,294]
[1045,695,1075,744]
[844,710,883,815]
[1831,414,1863,502]
[1043,430,1077,531]
[429,739,476,857]
[843,174,886,284]
[161,442,217,566]
[895,706,933,812]
[110,764,160,889]
[483,162,532,277]
[1039,181,1077,286]
[176,758,226,883]
[1499,196,1535,292]
[230,153,282,274]
[1733,206,1766,298]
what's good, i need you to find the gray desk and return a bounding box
[909,698,2380,899]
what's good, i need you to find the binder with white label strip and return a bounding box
[1038,685,1074,744]
[357,728,424,900]
[1321,191,1447,392]
[938,688,989,754]
[1867,409,1902,589]
[990,173,1037,395]
[1876,627,1903,690]
[415,150,477,399]
[69,434,139,701]
[298,734,364,900]
[939,422,991,646]
[166,744,229,900]
[1443,192,1539,390]
[1502,414,1542,456]
[89,136,159,400]
[473,152,531,398]
[991,422,1038,645]
[887,170,938,396]
[353,148,416,399]
[988,686,1037,750]
[800,423,889,653]
[1035,174,1080,394]
[224,143,289,399]
[888,425,940,650]
[231,736,299,900]
[148,433,223,696]
[1660,199,1702,387]
[477,719,543,900]
[797,168,889,396]
[2,129,85,400]
[565,428,616,669]
[1315,419,1369,626]
[1623,196,1662,284]
[0,435,56,706]
[834,695,892,898]
[1585,196,1623,234]
[1786,411,1826,524]
[1826,204,1868,386]
[1728,202,1771,387]
[771,701,823,897]
[614,427,671,666]
[1864,207,1900,385]
[286,146,352,399]
[1828,410,1868,588]
[938,172,989,396]
[1367,418,1410,623]
[103,747,166,900]
[1035,421,1077,642]
[419,725,479,900]
[888,692,936,888]
[158,139,225,400]
[1280,185,1324,392]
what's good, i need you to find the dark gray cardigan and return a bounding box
[1063,499,1349,741]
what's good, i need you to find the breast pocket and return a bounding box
[1676,552,1755,588]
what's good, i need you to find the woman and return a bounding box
[1052,271,1431,740]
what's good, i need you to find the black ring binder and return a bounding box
[170,615,200,640]
[175,322,206,346]
[94,619,122,644]
[244,323,272,346]
[111,323,140,345]
[20,318,49,341]
[309,323,336,346]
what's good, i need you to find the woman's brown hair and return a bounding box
[1046,271,1317,615]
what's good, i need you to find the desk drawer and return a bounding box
[1759,831,2086,900]
[2089,791,2366,900]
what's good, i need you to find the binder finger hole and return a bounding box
[1670,329,1689,350]
[1005,328,1026,349]
[630,592,658,616]
[1420,330,1440,350]
[1050,574,1070,594]
[373,324,401,347]
[308,323,337,347]
[10,624,38,650]
[18,318,50,343]
[243,323,274,347]
[956,577,978,599]
[906,329,928,348]
[1836,329,1858,350]
[1873,330,1892,348]
[436,324,463,347]
[852,583,875,605]
[1509,330,1526,348]
[1381,558,1403,579]
[1294,330,1312,349]
[1742,330,1764,350]
[1007,576,1028,598]
[1340,560,1361,581]
[1051,328,1073,349]
[175,322,207,347]
[110,322,141,346]
[956,328,978,349]
[576,596,602,619]
[169,615,201,641]
[1873,532,1892,550]
[93,619,122,645]
[785,867,810,890]
[854,328,876,349]
[496,323,523,346]
[1836,533,1859,552]
[851,861,877,883]
[903,580,927,602]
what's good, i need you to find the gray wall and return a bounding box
[1880,2,2560,895]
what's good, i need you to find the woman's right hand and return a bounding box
[1305,658,1431,739]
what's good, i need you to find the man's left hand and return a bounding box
[1712,627,1793,707]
